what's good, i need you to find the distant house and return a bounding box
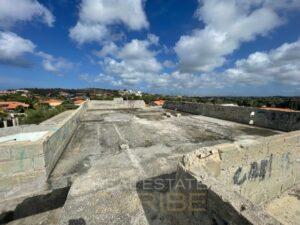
[42,99,63,107]
[119,89,142,97]
[260,106,296,112]
[59,91,70,97]
[16,89,29,94]
[220,103,238,107]
[73,99,85,106]
[0,102,30,111]
[0,90,16,95]
[153,100,165,106]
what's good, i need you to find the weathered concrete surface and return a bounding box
[0,140,48,214]
[1,100,292,225]
[164,101,300,131]
[182,131,300,205]
[173,164,280,225]
[45,105,280,225]
[265,183,300,225]
[50,107,280,189]
[173,130,300,224]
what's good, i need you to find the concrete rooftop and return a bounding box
[49,107,280,188]
[42,106,279,225]
[5,103,286,225]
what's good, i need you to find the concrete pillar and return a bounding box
[15,118,19,126]
[12,118,16,127]
[3,120,7,128]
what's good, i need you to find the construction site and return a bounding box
[0,99,299,225]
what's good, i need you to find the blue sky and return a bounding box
[0,0,300,96]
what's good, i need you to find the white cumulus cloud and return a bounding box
[0,0,54,28]
[94,42,119,58]
[0,31,36,67]
[225,39,300,86]
[174,0,296,73]
[37,52,74,76]
[100,39,162,85]
[69,22,109,45]
[70,0,148,44]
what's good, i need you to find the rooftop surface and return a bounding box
[39,106,280,225]
[49,107,280,188]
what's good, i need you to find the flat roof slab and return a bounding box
[44,107,282,225]
[50,108,281,187]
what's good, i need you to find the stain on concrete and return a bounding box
[68,218,86,225]
[239,127,280,137]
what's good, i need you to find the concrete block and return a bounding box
[33,156,45,171]
[9,143,43,160]
[15,170,46,184]
[176,113,182,117]
[2,170,47,200]
[0,158,34,176]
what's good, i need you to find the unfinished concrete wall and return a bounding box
[174,131,300,224]
[173,165,281,225]
[87,99,146,110]
[43,101,88,177]
[164,101,300,131]
[0,101,88,213]
[0,140,47,213]
[182,131,300,204]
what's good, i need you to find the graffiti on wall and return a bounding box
[233,154,273,185]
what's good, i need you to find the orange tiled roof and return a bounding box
[0,101,29,110]
[74,99,85,105]
[46,99,62,103]
[42,99,63,106]
[153,100,165,106]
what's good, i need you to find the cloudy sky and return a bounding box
[0,0,300,96]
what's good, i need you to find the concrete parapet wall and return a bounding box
[87,99,146,110]
[43,101,88,177]
[174,165,280,225]
[175,131,300,224]
[0,101,88,212]
[0,140,47,212]
[164,101,300,131]
[182,131,300,204]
